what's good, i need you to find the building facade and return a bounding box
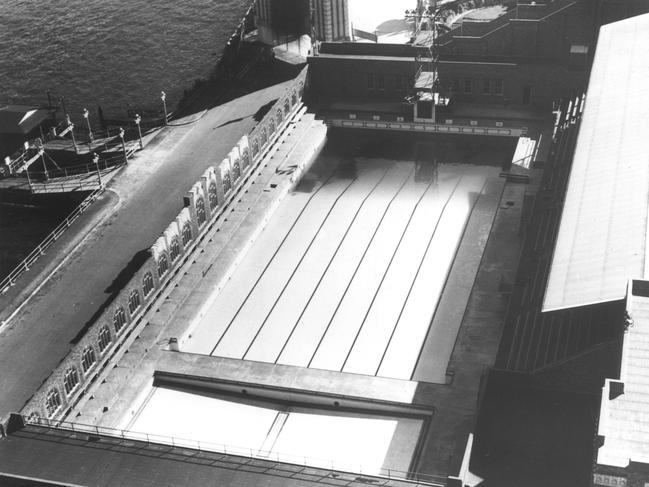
[311,0,350,42]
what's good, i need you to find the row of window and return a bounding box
[40,85,307,420]
[366,73,412,92]
[42,206,199,417]
[43,248,176,416]
[364,73,505,97]
[451,78,504,95]
[41,214,193,417]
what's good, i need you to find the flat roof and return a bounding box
[543,13,649,312]
[598,281,649,467]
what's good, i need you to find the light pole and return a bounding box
[118,127,127,164]
[134,114,143,149]
[93,152,103,188]
[37,139,48,181]
[160,91,168,125]
[66,115,78,153]
[82,108,94,144]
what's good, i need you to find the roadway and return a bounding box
[0,79,295,416]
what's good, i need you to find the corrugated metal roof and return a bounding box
[543,13,649,312]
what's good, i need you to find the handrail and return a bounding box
[25,416,447,486]
[0,188,104,295]
[26,152,128,180]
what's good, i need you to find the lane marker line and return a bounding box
[375,171,466,377]
[340,172,436,373]
[307,165,415,369]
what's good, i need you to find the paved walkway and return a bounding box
[0,79,295,417]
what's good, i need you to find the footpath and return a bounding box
[0,79,297,417]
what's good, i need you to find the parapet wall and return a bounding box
[20,66,309,422]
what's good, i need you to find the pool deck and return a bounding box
[59,119,529,480]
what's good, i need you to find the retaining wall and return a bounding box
[20,66,309,422]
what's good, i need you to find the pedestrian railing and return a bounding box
[24,415,447,487]
[0,187,104,295]
[27,152,128,180]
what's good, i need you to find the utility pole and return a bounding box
[134,114,143,149]
[161,91,168,125]
[82,108,94,144]
[118,127,127,163]
[93,153,103,188]
[66,115,78,154]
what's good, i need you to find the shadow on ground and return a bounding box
[71,249,150,344]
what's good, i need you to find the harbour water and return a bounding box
[0,0,249,119]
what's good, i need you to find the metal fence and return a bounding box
[0,188,104,295]
[25,416,446,487]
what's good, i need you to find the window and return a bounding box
[291,92,298,106]
[27,411,40,423]
[284,98,291,115]
[208,182,218,209]
[98,326,112,353]
[196,197,206,226]
[377,74,385,91]
[260,128,267,145]
[252,139,259,157]
[169,237,181,262]
[113,306,127,333]
[241,151,251,169]
[269,119,275,136]
[298,81,304,96]
[276,109,283,126]
[232,161,241,181]
[81,346,96,373]
[142,273,154,297]
[182,222,192,245]
[452,79,460,93]
[463,79,472,94]
[494,79,503,95]
[128,289,141,313]
[222,173,232,194]
[157,254,169,277]
[483,78,491,94]
[45,389,62,417]
[63,367,79,395]
[366,73,374,90]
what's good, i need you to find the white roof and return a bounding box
[543,13,649,312]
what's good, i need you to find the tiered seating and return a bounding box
[495,97,624,373]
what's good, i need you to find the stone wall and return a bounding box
[20,66,309,422]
